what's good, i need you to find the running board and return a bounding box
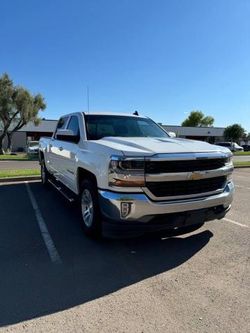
[48,179,75,203]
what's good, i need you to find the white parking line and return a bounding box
[25,182,62,264]
[223,218,249,229]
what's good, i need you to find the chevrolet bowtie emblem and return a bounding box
[189,171,205,180]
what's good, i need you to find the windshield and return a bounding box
[217,142,231,147]
[28,141,39,147]
[84,115,169,140]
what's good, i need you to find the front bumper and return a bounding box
[98,181,234,237]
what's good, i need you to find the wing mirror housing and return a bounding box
[168,131,176,138]
[56,129,80,143]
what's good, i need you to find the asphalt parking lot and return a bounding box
[0,160,39,170]
[0,169,249,333]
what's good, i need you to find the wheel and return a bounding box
[80,179,102,238]
[41,159,49,185]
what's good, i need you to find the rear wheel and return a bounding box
[80,179,102,238]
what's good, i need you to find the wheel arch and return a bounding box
[39,150,44,162]
[77,167,98,194]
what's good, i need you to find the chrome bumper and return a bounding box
[98,181,234,223]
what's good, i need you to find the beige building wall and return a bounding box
[1,132,27,152]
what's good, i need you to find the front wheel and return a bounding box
[80,179,102,238]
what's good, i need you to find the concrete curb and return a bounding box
[234,165,250,169]
[0,175,41,183]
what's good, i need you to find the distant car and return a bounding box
[27,141,39,154]
[242,144,250,151]
[215,142,243,152]
[232,143,244,152]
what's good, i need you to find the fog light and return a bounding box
[121,202,131,218]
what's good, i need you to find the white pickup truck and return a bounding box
[39,112,234,238]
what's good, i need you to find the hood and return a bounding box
[98,137,231,156]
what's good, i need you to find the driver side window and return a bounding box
[67,115,80,137]
[54,116,69,139]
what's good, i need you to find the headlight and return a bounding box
[109,156,145,187]
[225,154,233,165]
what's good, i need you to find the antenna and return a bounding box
[87,86,90,113]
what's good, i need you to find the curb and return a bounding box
[0,175,41,183]
[234,165,250,169]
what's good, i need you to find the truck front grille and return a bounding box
[145,158,226,174]
[146,176,227,197]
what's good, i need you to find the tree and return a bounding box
[6,88,45,152]
[0,73,46,154]
[0,74,16,154]
[242,131,250,144]
[224,124,246,143]
[182,111,214,127]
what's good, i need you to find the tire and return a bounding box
[41,159,49,185]
[80,178,102,238]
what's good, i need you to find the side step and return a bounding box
[48,178,75,203]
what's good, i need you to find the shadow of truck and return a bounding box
[0,182,213,326]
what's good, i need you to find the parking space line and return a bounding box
[25,182,62,264]
[223,218,249,229]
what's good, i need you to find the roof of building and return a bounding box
[162,125,225,137]
[19,119,58,133]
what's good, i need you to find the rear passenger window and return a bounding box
[67,116,80,137]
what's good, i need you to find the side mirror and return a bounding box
[168,131,176,138]
[56,129,80,143]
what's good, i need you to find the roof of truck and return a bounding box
[82,111,147,118]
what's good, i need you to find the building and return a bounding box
[1,119,57,152]
[1,118,229,152]
[162,124,225,143]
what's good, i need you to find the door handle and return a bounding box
[59,147,63,151]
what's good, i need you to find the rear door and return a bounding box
[49,116,69,177]
[58,115,80,190]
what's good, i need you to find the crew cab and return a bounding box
[39,112,234,238]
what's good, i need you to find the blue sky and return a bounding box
[0,0,249,130]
